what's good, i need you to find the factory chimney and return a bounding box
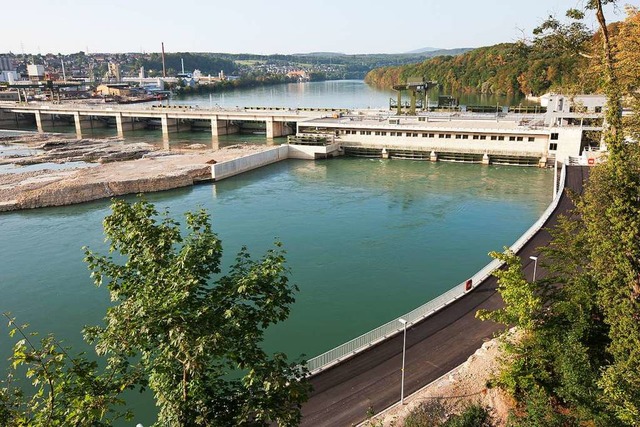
[161,42,166,78]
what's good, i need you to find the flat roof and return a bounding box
[302,115,549,134]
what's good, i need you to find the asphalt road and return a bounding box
[300,166,589,427]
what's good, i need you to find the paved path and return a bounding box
[300,166,589,426]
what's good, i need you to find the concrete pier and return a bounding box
[115,113,125,138]
[266,118,286,138]
[34,111,43,134]
[73,113,82,139]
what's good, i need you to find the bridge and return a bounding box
[0,103,339,143]
[300,165,588,426]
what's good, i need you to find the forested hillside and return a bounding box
[365,42,591,96]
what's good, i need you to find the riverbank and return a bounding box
[363,334,512,426]
[0,134,273,212]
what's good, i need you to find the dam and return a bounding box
[0,90,605,165]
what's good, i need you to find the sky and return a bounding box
[2,0,638,55]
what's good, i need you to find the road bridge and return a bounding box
[300,166,589,426]
[0,103,335,143]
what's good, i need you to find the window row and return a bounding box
[340,130,536,142]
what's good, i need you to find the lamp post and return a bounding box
[529,256,538,282]
[398,318,408,405]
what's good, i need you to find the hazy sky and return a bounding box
[2,0,637,55]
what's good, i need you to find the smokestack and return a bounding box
[161,42,166,78]
[181,58,184,74]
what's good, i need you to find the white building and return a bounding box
[294,105,603,165]
[27,64,45,81]
[540,93,606,113]
[0,56,18,83]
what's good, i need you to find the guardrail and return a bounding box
[306,163,567,374]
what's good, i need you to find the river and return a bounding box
[172,79,531,109]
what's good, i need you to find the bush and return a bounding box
[444,403,492,427]
[404,401,493,427]
[404,400,450,427]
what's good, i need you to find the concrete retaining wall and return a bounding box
[287,143,341,159]
[211,145,289,181]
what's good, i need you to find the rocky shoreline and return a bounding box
[0,135,271,212]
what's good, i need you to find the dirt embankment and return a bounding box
[364,334,513,426]
[0,135,272,211]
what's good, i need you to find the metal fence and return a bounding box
[306,163,567,375]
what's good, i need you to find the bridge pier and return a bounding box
[430,150,437,162]
[482,153,490,165]
[160,115,170,144]
[210,118,218,138]
[266,118,288,138]
[34,111,44,134]
[211,118,239,137]
[115,114,125,138]
[538,156,547,168]
[73,113,82,139]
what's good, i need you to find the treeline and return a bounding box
[364,42,595,96]
[131,52,238,76]
[173,74,301,95]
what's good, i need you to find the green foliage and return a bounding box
[0,314,140,427]
[136,52,238,76]
[404,399,449,427]
[579,147,640,424]
[506,385,576,427]
[532,9,591,55]
[404,400,492,427]
[83,199,309,426]
[442,403,492,427]
[477,249,540,330]
[477,224,618,424]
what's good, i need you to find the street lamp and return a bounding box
[398,318,408,405]
[529,256,538,282]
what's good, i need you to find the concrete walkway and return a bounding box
[300,166,589,426]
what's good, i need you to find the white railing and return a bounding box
[306,163,567,375]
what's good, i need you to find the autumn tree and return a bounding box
[478,1,640,425]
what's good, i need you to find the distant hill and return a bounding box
[301,52,348,57]
[414,47,472,58]
[405,47,440,54]
[295,49,470,57]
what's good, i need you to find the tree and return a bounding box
[83,199,309,426]
[0,313,141,426]
[478,2,640,424]
[477,249,540,330]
